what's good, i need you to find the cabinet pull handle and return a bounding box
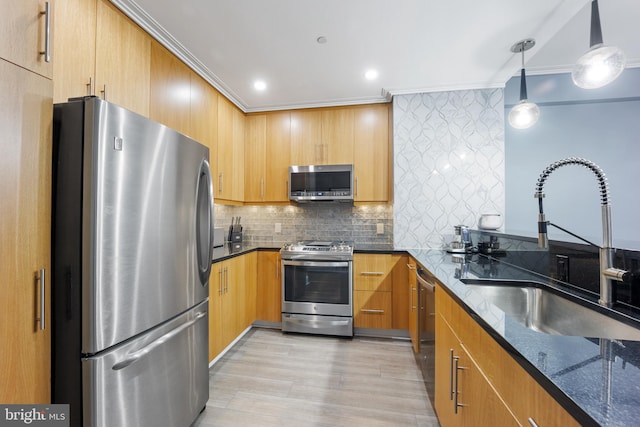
[453,356,460,414]
[453,356,467,414]
[355,176,358,197]
[276,257,280,279]
[260,178,265,199]
[449,349,454,400]
[224,267,229,293]
[360,309,384,313]
[39,2,51,62]
[528,418,539,427]
[86,77,94,96]
[218,268,223,295]
[411,287,417,310]
[36,269,46,330]
[407,263,416,270]
[218,173,223,194]
[360,271,384,276]
[100,84,107,100]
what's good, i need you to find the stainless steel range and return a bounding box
[281,241,354,337]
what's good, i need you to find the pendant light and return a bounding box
[572,0,626,89]
[508,39,539,130]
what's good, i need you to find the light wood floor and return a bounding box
[193,328,439,427]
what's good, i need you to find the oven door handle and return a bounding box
[282,260,351,268]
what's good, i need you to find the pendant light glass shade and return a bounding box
[572,44,626,89]
[508,40,539,130]
[572,0,626,89]
[509,100,540,129]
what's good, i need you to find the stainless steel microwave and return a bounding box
[288,164,353,202]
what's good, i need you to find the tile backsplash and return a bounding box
[392,89,505,249]
[214,203,393,246]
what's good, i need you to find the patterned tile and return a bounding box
[393,89,505,249]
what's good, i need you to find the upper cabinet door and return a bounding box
[354,104,390,202]
[290,110,321,165]
[322,108,354,165]
[149,40,192,136]
[52,0,96,103]
[0,0,54,79]
[265,111,291,202]
[244,114,266,202]
[95,0,150,116]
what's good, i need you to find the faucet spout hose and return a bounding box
[535,157,610,206]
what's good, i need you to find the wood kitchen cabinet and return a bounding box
[0,58,52,403]
[1,0,54,79]
[256,250,283,323]
[149,40,192,137]
[216,96,245,202]
[354,104,390,202]
[290,107,354,166]
[435,309,518,427]
[290,109,322,166]
[435,284,580,427]
[321,108,354,164]
[209,253,256,362]
[353,253,400,329]
[190,73,219,162]
[245,114,267,202]
[53,0,151,116]
[244,112,291,203]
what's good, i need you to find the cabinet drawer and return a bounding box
[354,290,392,329]
[353,254,397,291]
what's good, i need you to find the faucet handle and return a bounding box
[603,267,631,283]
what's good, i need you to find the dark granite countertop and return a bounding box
[211,242,281,263]
[212,242,398,263]
[409,249,640,427]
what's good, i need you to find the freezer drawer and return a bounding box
[82,300,209,427]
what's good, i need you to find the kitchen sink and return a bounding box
[459,279,640,341]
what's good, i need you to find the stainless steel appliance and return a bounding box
[51,97,213,427]
[280,241,354,336]
[416,267,436,407]
[288,164,354,202]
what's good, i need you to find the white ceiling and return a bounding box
[112,0,640,112]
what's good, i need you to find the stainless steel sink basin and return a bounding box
[460,279,640,341]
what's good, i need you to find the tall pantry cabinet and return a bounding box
[0,0,54,403]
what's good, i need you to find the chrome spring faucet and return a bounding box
[534,157,629,307]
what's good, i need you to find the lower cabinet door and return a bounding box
[354,290,392,329]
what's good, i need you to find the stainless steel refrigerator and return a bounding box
[52,97,213,427]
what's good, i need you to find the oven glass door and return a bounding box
[282,260,352,316]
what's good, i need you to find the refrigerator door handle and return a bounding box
[111,311,207,371]
[196,159,215,285]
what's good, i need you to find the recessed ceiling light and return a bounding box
[364,69,379,80]
[254,80,267,91]
[316,36,327,44]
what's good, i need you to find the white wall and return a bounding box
[393,89,505,249]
